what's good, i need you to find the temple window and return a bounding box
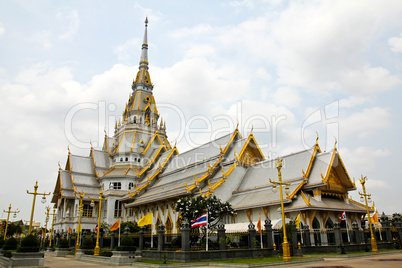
[128,182,134,190]
[114,200,122,217]
[110,182,121,189]
[125,157,128,161]
[82,204,93,217]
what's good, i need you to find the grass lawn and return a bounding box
[141,256,311,265]
[306,248,401,256]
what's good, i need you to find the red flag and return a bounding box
[340,211,346,221]
[95,224,98,232]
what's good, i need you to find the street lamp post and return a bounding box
[49,208,57,247]
[75,191,85,254]
[88,189,107,256]
[358,175,378,252]
[269,158,291,262]
[3,204,20,240]
[43,207,50,246]
[26,181,51,234]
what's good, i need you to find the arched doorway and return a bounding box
[312,217,321,246]
[325,217,335,245]
[340,218,349,243]
[166,215,173,242]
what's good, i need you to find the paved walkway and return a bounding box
[43,251,402,268]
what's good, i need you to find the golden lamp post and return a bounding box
[75,191,85,254]
[48,207,57,247]
[358,175,378,252]
[88,189,107,256]
[26,181,51,235]
[43,207,50,245]
[3,204,20,240]
[269,158,291,262]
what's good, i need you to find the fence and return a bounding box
[42,213,402,262]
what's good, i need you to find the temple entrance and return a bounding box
[325,217,335,245]
[166,215,173,242]
[312,217,321,246]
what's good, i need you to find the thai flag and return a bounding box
[340,211,346,221]
[191,213,208,228]
[95,224,98,232]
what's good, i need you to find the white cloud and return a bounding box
[227,0,255,9]
[389,33,402,53]
[171,24,213,39]
[57,9,80,40]
[340,107,391,138]
[114,38,140,61]
[0,22,4,36]
[339,66,400,94]
[270,1,402,94]
[30,31,52,50]
[340,147,391,175]
[339,96,370,108]
[132,3,163,25]
[183,44,215,58]
[273,87,301,108]
[255,67,271,81]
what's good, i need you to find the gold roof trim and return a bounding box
[287,180,306,199]
[300,191,311,206]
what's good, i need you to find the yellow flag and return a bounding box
[371,210,378,225]
[76,225,81,232]
[138,213,153,226]
[295,214,300,228]
[110,219,121,231]
[68,227,72,233]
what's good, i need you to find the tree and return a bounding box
[121,221,140,233]
[175,195,235,229]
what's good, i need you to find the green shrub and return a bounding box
[17,234,40,252]
[83,249,113,256]
[120,235,134,247]
[81,238,94,249]
[115,245,136,251]
[84,249,94,255]
[3,250,13,258]
[3,237,18,250]
[58,239,69,248]
[100,250,113,257]
[0,238,5,248]
[115,235,136,251]
[20,234,39,247]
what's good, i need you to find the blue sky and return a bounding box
[1,0,402,225]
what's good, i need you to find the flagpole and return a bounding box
[206,210,209,251]
[259,214,263,249]
[118,223,121,246]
